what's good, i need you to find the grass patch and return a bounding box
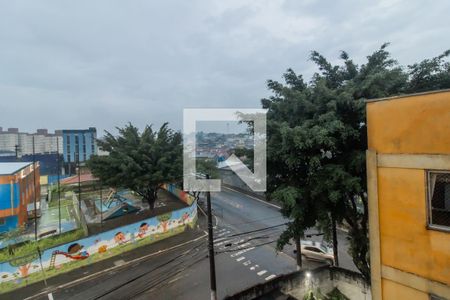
[0,229,86,263]
[48,199,73,208]
[41,204,74,222]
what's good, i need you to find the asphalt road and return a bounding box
[211,187,358,273]
[26,187,357,300]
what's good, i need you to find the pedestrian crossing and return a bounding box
[213,226,277,282]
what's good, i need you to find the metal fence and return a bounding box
[428,171,450,229]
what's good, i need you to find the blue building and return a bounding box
[62,128,97,164]
[0,162,40,234]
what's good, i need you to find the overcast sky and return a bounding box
[0,0,449,135]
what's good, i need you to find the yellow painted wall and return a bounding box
[367,91,450,154]
[382,279,428,300]
[378,167,450,286]
[367,90,450,299]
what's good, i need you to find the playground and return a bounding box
[81,187,187,235]
[0,190,84,257]
[37,193,80,237]
[0,172,197,295]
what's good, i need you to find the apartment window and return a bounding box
[427,171,450,231]
[91,135,95,153]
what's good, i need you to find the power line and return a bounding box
[215,239,279,254]
[221,222,288,239]
[90,239,206,300]
[216,228,285,251]
[219,214,287,227]
[130,254,208,298]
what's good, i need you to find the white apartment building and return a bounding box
[0,128,63,156]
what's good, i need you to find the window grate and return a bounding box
[430,294,447,300]
[428,171,450,230]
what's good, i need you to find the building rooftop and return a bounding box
[0,162,33,175]
[366,88,450,103]
[60,173,97,185]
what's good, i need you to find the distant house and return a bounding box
[0,162,40,234]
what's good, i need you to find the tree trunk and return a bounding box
[331,214,339,266]
[344,213,371,282]
[295,235,302,270]
[141,187,159,210]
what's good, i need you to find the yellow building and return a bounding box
[366,89,450,300]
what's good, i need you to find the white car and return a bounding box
[300,241,334,265]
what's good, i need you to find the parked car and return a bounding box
[300,241,334,265]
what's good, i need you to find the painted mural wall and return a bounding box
[0,201,197,293]
[162,183,195,205]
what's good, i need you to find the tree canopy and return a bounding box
[263,44,450,280]
[87,123,182,209]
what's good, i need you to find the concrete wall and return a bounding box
[0,201,198,294]
[226,266,371,300]
[367,90,450,154]
[219,168,265,198]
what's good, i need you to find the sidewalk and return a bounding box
[6,214,207,300]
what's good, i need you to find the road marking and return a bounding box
[168,275,184,284]
[257,270,267,276]
[216,231,231,237]
[213,237,227,243]
[265,274,276,281]
[236,256,245,262]
[250,264,259,270]
[243,260,251,266]
[222,186,281,209]
[113,259,126,266]
[215,240,230,246]
[214,215,219,229]
[47,294,54,300]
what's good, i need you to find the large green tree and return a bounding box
[88,123,182,209]
[264,44,450,280]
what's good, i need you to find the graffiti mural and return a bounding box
[0,201,197,293]
[162,183,195,206]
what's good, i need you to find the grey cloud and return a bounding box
[0,0,448,135]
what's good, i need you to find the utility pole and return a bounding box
[32,136,37,241]
[100,185,103,228]
[77,153,81,212]
[205,174,217,300]
[14,144,20,160]
[57,137,62,234]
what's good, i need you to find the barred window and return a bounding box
[427,171,450,230]
[430,294,447,300]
